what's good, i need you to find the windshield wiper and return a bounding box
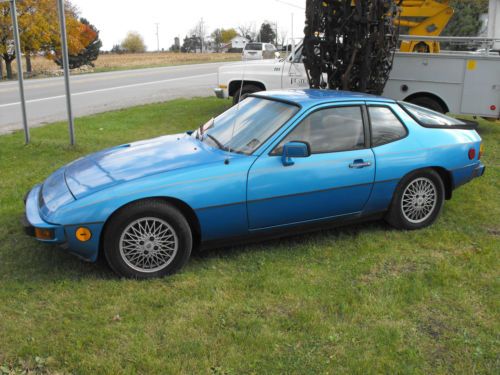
[205,134,228,151]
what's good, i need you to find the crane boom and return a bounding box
[397,0,454,53]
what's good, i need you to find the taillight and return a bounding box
[491,105,497,111]
[479,143,484,159]
[468,148,476,160]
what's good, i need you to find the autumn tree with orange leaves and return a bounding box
[0,0,100,79]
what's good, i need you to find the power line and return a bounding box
[274,0,305,10]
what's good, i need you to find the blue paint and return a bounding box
[23,89,485,263]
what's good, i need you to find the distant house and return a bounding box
[224,36,250,53]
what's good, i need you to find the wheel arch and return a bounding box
[392,166,453,202]
[403,92,450,114]
[429,166,453,200]
[99,196,202,257]
[228,80,266,97]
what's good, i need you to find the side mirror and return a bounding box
[274,51,281,59]
[282,141,311,166]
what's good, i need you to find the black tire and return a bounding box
[232,84,263,105]
[103,200,192,279]
[406,96,445,114]
[385,169,445,230]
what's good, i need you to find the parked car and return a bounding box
[23,90,485,279]
[243,42,277,60]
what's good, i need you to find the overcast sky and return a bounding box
[72,0,307,51]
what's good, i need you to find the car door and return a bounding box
[247,103,375,230]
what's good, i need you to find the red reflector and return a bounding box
[491,105,497,111]
[468,148,476,160]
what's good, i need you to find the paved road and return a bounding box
[0,62,233,134]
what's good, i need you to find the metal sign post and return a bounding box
[2,0,30,143]
[56,0,75,145]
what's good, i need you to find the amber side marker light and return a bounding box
[35,228,55,240]
[479,143,484,159]
[75,227,92,242]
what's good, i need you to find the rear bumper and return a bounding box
[473,163,486,178]
[451,162,485,190]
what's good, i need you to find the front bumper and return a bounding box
[214,87,226,99]
[23,184,102,262]
[23,184,66,244]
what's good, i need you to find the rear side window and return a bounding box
[273,106,365,154]
[400,102,466,126]
[368,106,407,147]
[245,43,262,51]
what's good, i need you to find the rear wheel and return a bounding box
[103,200,192,279]
[386,169,445,230]
[232,84,262,105]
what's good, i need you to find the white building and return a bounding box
[230,36,250,50]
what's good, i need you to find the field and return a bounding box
[0,98,498,374]
[3,52,241,78]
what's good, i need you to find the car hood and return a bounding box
[64,133,227,199]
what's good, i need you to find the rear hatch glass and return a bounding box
[399,102,476,129]
[245,43,263,51]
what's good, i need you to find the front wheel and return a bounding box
[103,200,192,279]
[386,169,445,230]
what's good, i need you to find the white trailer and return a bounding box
[215,37,500,119]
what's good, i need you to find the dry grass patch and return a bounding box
[4,52,241,78]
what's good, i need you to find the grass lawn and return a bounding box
[0,98,498,374]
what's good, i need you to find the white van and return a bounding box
[242,43,277,61]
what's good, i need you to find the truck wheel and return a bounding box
[406,96,445,114]
[232,84,263,105]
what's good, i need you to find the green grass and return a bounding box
[0,98,498,374]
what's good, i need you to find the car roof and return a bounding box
[253,89,395,108]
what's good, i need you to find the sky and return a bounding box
[72,0,307,51]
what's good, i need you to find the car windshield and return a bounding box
[245,43,262,51]
[193,97,299,155]
[400,102,466,126]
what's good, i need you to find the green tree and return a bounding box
[443,0,489,37]
[211,29,223,52]
[259,22,276,44]
[121,31,146,53]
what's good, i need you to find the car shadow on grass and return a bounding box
[3,219,390,282]
[192,219,390,262]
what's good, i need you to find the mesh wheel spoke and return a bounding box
[119,217,179,273]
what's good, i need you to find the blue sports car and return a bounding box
[23,90,485,278]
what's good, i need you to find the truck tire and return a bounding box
[232,84,263,105]
[406,96,445,114]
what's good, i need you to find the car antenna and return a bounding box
[225,51,248,165]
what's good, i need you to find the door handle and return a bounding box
[349,160,372,169]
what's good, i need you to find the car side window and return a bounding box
[272,106,365,155]
[368,106,407,147]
